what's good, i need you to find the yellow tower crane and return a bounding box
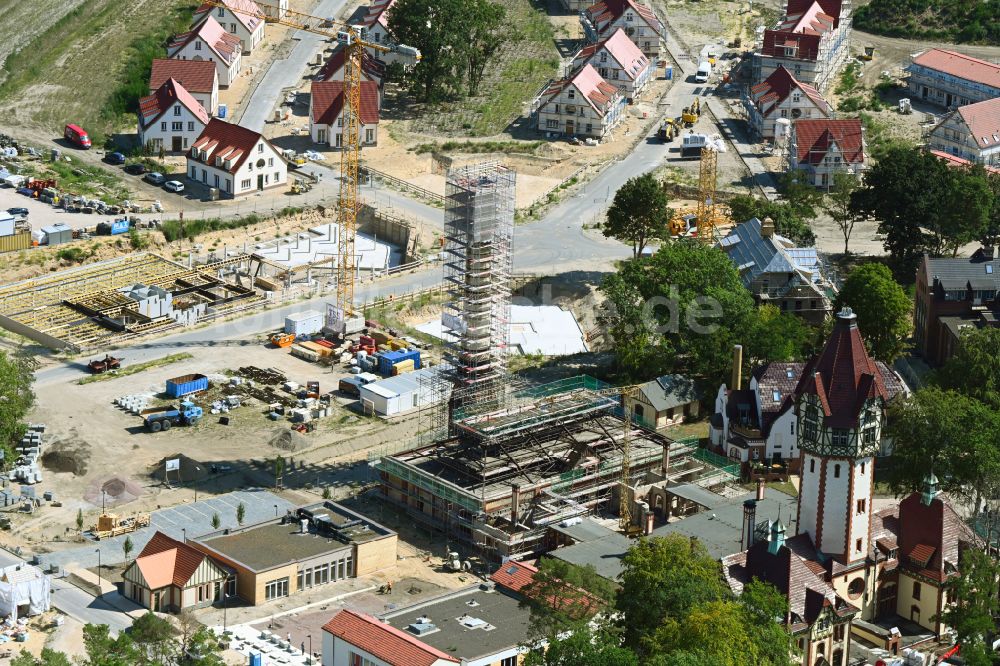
[588,384,648,536]
[206,1,420,330]
[668,143,733,243]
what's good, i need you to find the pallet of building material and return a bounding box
[92,512,150,540]
[236,366,286,385]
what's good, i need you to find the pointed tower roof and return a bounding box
[794,307,889,428]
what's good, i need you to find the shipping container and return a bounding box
[377,349,421,376]
[165,373,209,398]
[284,309,325,337]
[0,232,29,254]
[0,213,14,237]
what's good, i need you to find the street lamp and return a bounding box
[307,634,313,665]
[274,504,279,518]
[94,548,102,595]
[223,574,232,634]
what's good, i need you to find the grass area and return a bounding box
[77,352,193,385]
[0,0,198,143]
[743,480,799,497]
[413,140,545,155]
[662,420,709,442]
[160,207,304,242]
[15,154,130,199]
[859,112,916,160]
[854,0,1000,44]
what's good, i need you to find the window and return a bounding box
[161,122,167,131]
[268,157,274,167]
[225,178,231,192]
[241,178,251,189]
[501,657,518,666]
[780,109,788,118]
[214,174,219,188]
[195,41,202,51]
[834,464,841,478]
[230,23,237,33]
[792,93,801,103]
[187,122,194,131]
[201,168,207,183]
[258,143,264,153]
[790,422,794,435]
[809,458,815,474]
[217,6,225,15]
[337,117,344,128]
[365,128,375,143]
[274,171,280,182]
[855,538,862,552]
[172,122,183,131]
[600,52,608,63]
[349,653,379,666]
[860,462,865,474]
[190,166,196,178]
[912,581,921,600]
[857,499,866,513]
[174,106,182,116]
[832,430,849,447]
[772,390,781,402]
[568,89,575,99]
[795,300,803,310]
[546,119,558,129]
[264,577,289,600]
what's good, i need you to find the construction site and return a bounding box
[376,162,736,562]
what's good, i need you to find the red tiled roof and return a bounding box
[750,66,830,117]
[361,0,397,28]
[169,16,242,66]
[585,0,663,38]
[490,560,538,593]
[792,118,864,166]
[955,97,1000,150]
[912,49,1000,91]
[138,78,210,129]
[761,30,821,61]
[543,64,622,118]
[908,543,936,567]
[897,490,982,582]
[318,46,386,84]
[761,0,843,61]
[794,306,886,428]
[572,28,649,81]
[150,58,218,95]
[194,0,264,34]
[785,0,844,26]
[322,609,459,666]
[310,80,380,126]
[930,149,1000,174]
[189,118,276,175]
[134,531,211,588]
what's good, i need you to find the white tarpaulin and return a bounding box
[0,564,51,621]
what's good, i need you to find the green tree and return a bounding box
[123,535,134,563]
[726,195,815,245]
[185,626,226,665]
[931,168,992,257]
[604,174,670,258]
[128,228,148,251]
[825,172,861,254]
[273,456,285,488]
[935,327,1000,410]
[463,0,507,96]
[737,580,794,666]
[885,387,1000,506]
[211,512,221,530]
[76,508,84,533]
[524,621,638,666]
[236,502,246,526]
[388,0,467,102]
[939,549,1000,666]
[0,350,35,466]
[79,623,141,666]
[519,558,615,636]
[131,611,179,665]
[322,486,332,500]
[833,262,910,362]
[10,649,72,666]
[744,304,814,368]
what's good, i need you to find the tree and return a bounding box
[939,549,1000,666]
[388,0,468,102]
[79,623,141,666]
[131,611,179,665]
[273,456,285,488]
[123,535,134,563]
[934,168,992,256]
[322,486,332,500]
[825,172,861,254]
[185,627,226,665]
[743,304,814,368]
[604,174,670,258]
[885,387,1000,506]
[833,262,910,362]
[463,0,507,96]
[211,512,221,530]
[236,502,246,526]
[0,350,35,466]
[935,327,1000,410]
[726,195,816,245]
[10,650,72,666]
[524,621,639,666]
[76,508,84,533]
[519,558,615,637]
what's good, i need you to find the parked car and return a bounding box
[105,152,126,165]
[164,180,184,193]
[124,163,147,175]
[6,207,28,218]
[145,172,165,185]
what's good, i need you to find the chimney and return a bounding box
[761,217,774,238]
[731,344,743,390]
[756,478,766,501]
[661,441,671,477]
[510,484,520,525]
[742,499,757,549]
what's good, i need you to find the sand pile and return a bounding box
[83,475,144,507]
[150,454,210,482]
[269,428,306,452]
[40,438,91,475]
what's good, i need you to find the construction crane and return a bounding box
[589,384,646,536]
[668,141,733,243]
[205,1,420,332]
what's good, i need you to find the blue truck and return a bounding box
[142,401,203,432]
[166,373,209,398]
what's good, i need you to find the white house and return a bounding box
[167,16,242,87]
[743,65,832,140]
[570,27,652,101]
[149,58,219,116]
[309,80,380,148]
[928,97,1000,168]
[360,0,397,54]
[536,64,625,139]
[788,118,866,188]
[138,78,211,153]
[259,0,287,19]
[187,118,287,197]
[322,609,459,666]
[581,0,664,61]
[193,0,265,54]
[754,0,852,93]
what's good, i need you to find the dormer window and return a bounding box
[772,390,781,402]
[215,156,223,167]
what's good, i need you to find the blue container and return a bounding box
[110,218,130,235]
[165,373,209,398]
[666,66,673,80]
[376,349,421,375]
[218,104,228,119]
[249,653,262,666]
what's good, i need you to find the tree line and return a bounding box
[0,349,36,467]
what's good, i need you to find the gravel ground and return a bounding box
[0,186,133,231]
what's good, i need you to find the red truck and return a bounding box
[64,124,91,149]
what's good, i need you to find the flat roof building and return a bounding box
[189,501,396,605]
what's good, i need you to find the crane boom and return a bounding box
[591,384,644,535]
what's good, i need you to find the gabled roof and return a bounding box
[749,66,830,117]
[585,0,663,37]
[490,560,538,594]
[149,58,218,95]
[318,45,386,83]
[761,30,821,62]
[785,0,844,25]
[777,1,835,37]
[761,0,843,61]
[930,150,1000,175]
[194,0,263,34]
[572,28,649,81]
[189,118,276,175]
[322,609,460,666]
[361,0,397,29]
[133,531,214,589]
[793,118,864,165]
[169,16,242,66]
[911,49,1000,91]
[897,489,982,582]
[954,97,1000,150]
[717,217,828,292]
[793,307,889,428]
[311,80,380,126]
[542,64,621,118]
[920,249,1000,293]
[637,374,699,412]
[139,78,211,129]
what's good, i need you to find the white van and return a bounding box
[695,61,712,83]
